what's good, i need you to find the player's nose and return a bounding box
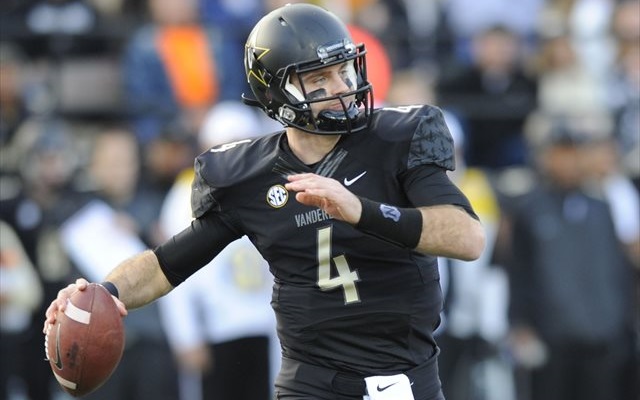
[328,72,352,96]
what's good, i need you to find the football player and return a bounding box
[45,4,485,400]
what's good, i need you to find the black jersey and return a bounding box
[158,104,474,376]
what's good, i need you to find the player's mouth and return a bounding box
[326,101,352,111]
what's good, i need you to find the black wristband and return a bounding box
[355,197,423,249]
[101,281,120,299]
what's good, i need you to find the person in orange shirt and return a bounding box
[122,0,240,145]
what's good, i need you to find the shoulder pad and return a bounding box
[408,105,455,171]
[373,105,455,171]
[191,134,281,218]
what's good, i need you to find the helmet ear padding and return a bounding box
[283,77,306,102]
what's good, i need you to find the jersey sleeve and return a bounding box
[407,106,455,171]
[403,165,478,219]
[154,211,242,286]
[191,156,219,218]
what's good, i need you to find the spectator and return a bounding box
[443,0,543,64]
[578,111,640,397]
[122,0,230,145]
[0,220,44,400]
[350,0,414,70]
[198,0,264,100]
[606,0,640,191]
[398,0,450,68]
[59,127,179,400]
[437,25,538,169]
[579,111,640,269]
[562,0,618,84]
[141,121,197,195]
[506,110,636,400]
[532,31,604,114]
[0,118,82,400]
[0,42,29,146]
[347,24,392,106]
[437,122,514,400]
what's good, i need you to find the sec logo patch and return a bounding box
[267,185,288,208]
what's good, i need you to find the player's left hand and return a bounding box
[286,173,362,224]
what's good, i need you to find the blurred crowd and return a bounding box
[0,0,638,400]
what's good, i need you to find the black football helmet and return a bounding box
[243,3,373,135]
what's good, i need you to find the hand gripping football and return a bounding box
[45,283,125,397]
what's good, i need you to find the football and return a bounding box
[45,283,125,397]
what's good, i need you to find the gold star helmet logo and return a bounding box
[246,45,271,87]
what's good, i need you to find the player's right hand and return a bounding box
[42,278,127,333]
[285,173,362,224]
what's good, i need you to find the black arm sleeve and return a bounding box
[153,212,242,286]
[402,164,478,220]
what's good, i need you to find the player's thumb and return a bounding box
[113,298,128,317]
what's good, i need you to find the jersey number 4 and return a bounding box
[317,226,361,304]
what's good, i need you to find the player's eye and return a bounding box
[311,75,327,86]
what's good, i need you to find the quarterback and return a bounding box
[45,4,485,400]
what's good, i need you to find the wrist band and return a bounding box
[355,197,423,249]
[101,281,120,299]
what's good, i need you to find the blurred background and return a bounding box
[0,0,638,399]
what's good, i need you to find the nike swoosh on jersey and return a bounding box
[343,171,367,186]
[377,381,398,392]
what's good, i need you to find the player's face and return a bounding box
[292,61,358,117]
